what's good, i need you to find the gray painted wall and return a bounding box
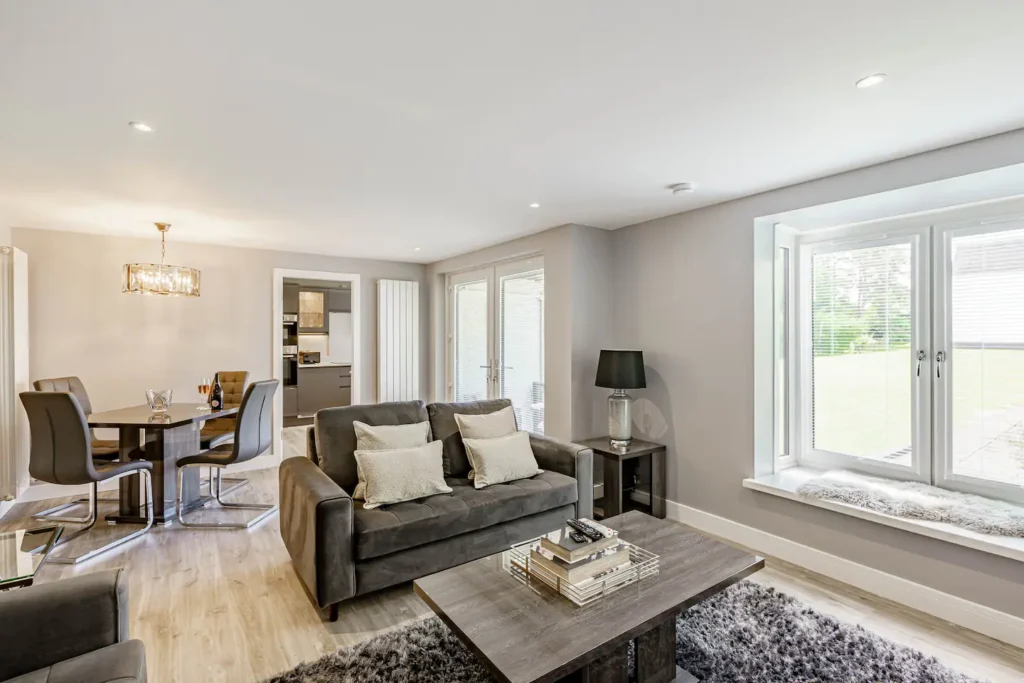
[12,228,429,419]
[610,128,1024,618]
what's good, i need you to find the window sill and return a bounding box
[743,467,1024,563]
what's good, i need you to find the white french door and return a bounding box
[447,256,545,433]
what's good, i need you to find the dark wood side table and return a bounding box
[577,437,667,520]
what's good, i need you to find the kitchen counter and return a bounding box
[298,361,352,369]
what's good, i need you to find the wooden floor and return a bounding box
[3,466,1023,683]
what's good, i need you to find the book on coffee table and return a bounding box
[540,520,618,563]
[530,545,630,584]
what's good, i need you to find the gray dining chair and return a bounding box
[31,376,130,521]
[20,391,154,564]
[176,379,278,529]
[199,370,251,497]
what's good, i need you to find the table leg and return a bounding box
[603,457,623,518]
[557,641,629,683]
[108,423,202,524]
[116,427,141,518]
[651,449,667,519]
[637,614,697,683]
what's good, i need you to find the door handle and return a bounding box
[936,351,946,378]
[916,350,926,377]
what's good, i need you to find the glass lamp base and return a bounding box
[608,390,633,447]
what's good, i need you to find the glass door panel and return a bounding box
[450,271,491,403]
[942,222,1024,490]
[497,257,545,433]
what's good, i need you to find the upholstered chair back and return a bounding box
[216,371,250,407]
[231,379,279,464]
[20,392,97,486]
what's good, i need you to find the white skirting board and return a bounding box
[666,500,1024,650]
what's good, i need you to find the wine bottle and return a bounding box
[210,374,223,410]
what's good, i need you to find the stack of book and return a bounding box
[528,520,633,600]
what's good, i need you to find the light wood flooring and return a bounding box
[2,466,1023,683]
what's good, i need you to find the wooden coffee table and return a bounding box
[414,511,763,683]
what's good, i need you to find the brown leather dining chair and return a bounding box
[20,391,154,564]
[177,379,278,529]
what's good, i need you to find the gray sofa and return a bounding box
[279,398,594,620]
[0,569,146,683]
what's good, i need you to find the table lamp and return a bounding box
[595,350,646,447]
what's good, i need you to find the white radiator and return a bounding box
[376,279,419,402]
[0,247,30,512]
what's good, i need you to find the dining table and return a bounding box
[86,403,239,524]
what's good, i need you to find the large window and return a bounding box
[777,215,1024,502]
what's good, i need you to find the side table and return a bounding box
[0,525,63,590]
[576,437,667,519]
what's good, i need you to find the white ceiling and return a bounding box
[2,1,1023,264]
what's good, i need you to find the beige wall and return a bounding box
[610,128,1024,618]
[12,228,429,425]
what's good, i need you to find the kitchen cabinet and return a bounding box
[283,385,298,417]
[298,289,328,333]
[297,365,352,416]
[328,288,351,312]
[283,283,300,315]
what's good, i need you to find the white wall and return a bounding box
[12,228,429,430]
[611,128,1024,618]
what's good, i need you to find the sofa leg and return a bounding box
[329,603,339,622]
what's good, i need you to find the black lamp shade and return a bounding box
[595,350,646,389]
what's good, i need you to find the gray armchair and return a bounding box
[279,399,593,621]
[0,569,146,683]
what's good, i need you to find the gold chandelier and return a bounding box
[122,223,201,297]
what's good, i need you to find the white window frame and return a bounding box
[775,210,1024,503]
[774,224,798,471]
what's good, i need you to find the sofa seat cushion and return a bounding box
[353,469,578,560]
[5,640,147,683]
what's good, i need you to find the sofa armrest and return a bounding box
[530,434,593,520]
[0,568,128,681]
[279,456,356,609]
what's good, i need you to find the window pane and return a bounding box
[950,227,1024,486]
[811,243,913,463]
[499,268,545,433]
[453,279,488,402]
[776,246,790,456]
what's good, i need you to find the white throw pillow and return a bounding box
[352,421,430,499]
[454,406,518,439]
[354,440,452,510]
[462,431,542,489]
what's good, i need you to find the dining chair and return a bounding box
[177,379,278,529]
[31,376,135,521]
[200,370,250,496]
[19,391,154,564]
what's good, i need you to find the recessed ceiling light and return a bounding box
[669,182,695,195]
[529,203,540,209]
[129,121,153,132]
[855,73,887,89]
[414,247,421,251]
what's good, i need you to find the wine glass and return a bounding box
[197,377,211,409]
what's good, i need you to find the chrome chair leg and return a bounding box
[32,476,131,523]
[201,466,248,497]
[50,470,154,565]
[177,465,277,529]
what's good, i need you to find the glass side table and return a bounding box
[0,525,63,590]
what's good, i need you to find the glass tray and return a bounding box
[504,538,659,607]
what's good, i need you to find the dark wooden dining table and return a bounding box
[87,403,239,524]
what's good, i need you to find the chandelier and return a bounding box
[122,223,201,297]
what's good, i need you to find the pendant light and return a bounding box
[122,223,201,297]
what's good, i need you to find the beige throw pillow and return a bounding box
[352,421,430,499]
[462,431,542,489]
[354,440,452,510]
[454,405,518,439]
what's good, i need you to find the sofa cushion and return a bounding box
[314,401,429,491]
[427,398,514,477]
[5,640,147,683]
[353,469,578,560]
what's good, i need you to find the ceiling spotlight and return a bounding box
[414,247,421,251]
[129,121,153,132]
[669,182,695,195]
[529,203,540,208]
[855,73,887,89]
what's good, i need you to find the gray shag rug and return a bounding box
[264,582,982,683]
[796,469,1024,537]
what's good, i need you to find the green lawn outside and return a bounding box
[813,349,1024,477]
